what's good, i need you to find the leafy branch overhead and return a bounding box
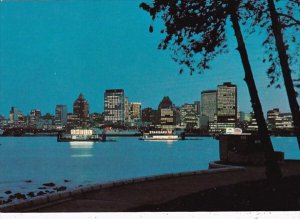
[241,0,300,89]
[140,1,230,75]
[140,0,300,89]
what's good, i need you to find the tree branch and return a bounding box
[279,0,300,5]
[288,0,300,6]
[278,12,300,27]
[282,22,299,28]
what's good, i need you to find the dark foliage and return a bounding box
[240,0,300,91]
[140,0,231,75]
[140,1,300,91]
[241,0,300,147]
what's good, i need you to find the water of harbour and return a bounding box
[0,136,298,202]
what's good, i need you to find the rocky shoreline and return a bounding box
[0,179,75,205]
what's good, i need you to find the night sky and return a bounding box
[0,0,298,117]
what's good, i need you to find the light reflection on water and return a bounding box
[145,140,177,144]
[166,140,176,146]
[69,142,94,158]
[71,154,93,158]
[69,141,94,148]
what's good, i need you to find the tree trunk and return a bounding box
[229,1,282,181]
[267,0,300,148]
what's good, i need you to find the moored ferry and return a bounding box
[57,129,106,142]
[141,129,185,141]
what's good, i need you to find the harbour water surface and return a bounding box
[0,136,298,202]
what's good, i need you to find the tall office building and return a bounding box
[130,102,142,120]
[124,96,130,124]
[239,111,252,122]
[128,102,142,127]
[104,89,125,125]
[30,109,41,117]
[267,108,294,131]
[29,109,42,127]
[194,101,201,115]
[217,82,237,123]
[9,107,24,123]
[247,112,259,131]
[201,90,217,122]
[267,108,280,130]
[158,96,176,129]
[73,93,90,126]
[179,103,198,128]
[275,113,294,130]
[55,105,68,126]
[142,107,158,126]
[0,115,6,129]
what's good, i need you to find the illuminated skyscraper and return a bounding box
[179,103,198,128]
[201,90,217,122]
[9,107,24,124]
[217,82,237,123]
[55,105,68,126]
[29,109,42,127]
[124,96,130,124]
[130,102,142,120]
[104,89,125,125]
[158,96,176,129]
[73,93,89,126]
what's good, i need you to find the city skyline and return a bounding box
[0,1,299,117]
[3,84,295,136]
[0,84,294,119]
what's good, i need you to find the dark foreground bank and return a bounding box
[3,160,299,212]
[130,175,300,211]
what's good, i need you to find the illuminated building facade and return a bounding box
[104,89,125,125]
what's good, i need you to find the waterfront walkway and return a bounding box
[6,160,294,212]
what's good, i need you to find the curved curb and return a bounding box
[0,161,244,212]
[208,161,245,170]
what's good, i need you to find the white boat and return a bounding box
[57,129,106,142]
[141,129,185,141]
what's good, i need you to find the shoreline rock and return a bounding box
[54,186,67,192]
[43,182,55,187]
[1,181,69,206]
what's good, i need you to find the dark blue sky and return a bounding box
[0,1,298,117]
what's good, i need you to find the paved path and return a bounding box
[27,160,300,212]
